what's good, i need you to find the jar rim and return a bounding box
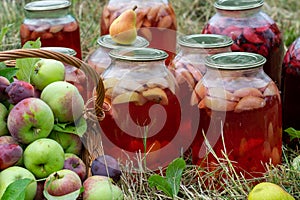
[40,47,77,57]
[24,0,71,11]
[97,35,149,49]
[109,48,168,61]
[214,0,264,11]
[205,52,266,70]
[178,34,233,49]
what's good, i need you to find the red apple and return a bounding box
[7,97,54,144]
[34,180,46,200]
[0,143,23,170]
[5,80,35,105]
[64,153,87,181]
[44,169,82,197]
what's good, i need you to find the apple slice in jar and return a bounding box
[103,78,119,89]
[234,96,266,113]
[142,87,168,105]
[203,96,237,112]
[233,87,263,98]
[263,82,278,97]
[207,87,239,102]
[112,91,147,106]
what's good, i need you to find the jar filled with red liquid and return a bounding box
[281,38,300,149]
[191,52,282,177]
[99,48,181,171]
[100,0,177,65]
[168,34,233,156]
[87,35,149,75]
[202,0,284,88]
[20,0,82,59]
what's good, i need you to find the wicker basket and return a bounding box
[0,48,106,177]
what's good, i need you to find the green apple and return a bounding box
[48,131,82,155]
[24,138,65,179]
[248,182,295,200]
[31,58,65,90]
[0,103,8,136]
[41,81,84,123]
[7,97,54,144]
[82,175,124,200]
[0,166,37,200]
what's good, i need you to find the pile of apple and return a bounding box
[0,58,123,199]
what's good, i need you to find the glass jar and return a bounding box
[281,38,300,149]
[202,0,284,89]
[87,35,149,75]
[100,0,177,65]
[191,52,282,177]
[20,0,82,59]
[99,48,181,171]
[168,34,233,156]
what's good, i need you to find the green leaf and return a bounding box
[22,38,42,49]
[15,39,41,82]
[0,67,19,82]
[1,178,33,200]
[53,117,87,136]
[148,174,173,198]
[284,127,300,141]
[166,158,186,196]
[43,187,83,200]
[0,24,13,44]
[148,158,186,198]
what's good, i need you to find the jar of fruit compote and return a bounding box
[202,0,284,89]
[191,52,282,177]
[100,0,177,65]
[20,0,82,59]
[87,35,149,75]
[281,37,300,149]
[168,34,233,156]
[99,48,181,171]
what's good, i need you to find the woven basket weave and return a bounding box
[0,48,105,176]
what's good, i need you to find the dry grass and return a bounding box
[1,0,300,199]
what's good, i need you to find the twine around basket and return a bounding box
[0,48,105,119]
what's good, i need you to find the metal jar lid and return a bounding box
[24,0,71,11]
[40,47,77,57]
[178,34,233,49]
[205,52,266,70]
[214,0,264,11]
[97,35,149,50]
[109,48,168,62]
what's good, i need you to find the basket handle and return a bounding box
[0,48,105,118]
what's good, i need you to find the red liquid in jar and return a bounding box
[282,41,300,148]
[20,21,82,59]
[99,88,181,169]
[100,3,177,65]
[202,22,284,88]
[192,90,282,177]
[168,62,204,155]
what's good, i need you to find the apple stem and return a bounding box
[133,5,137,11]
